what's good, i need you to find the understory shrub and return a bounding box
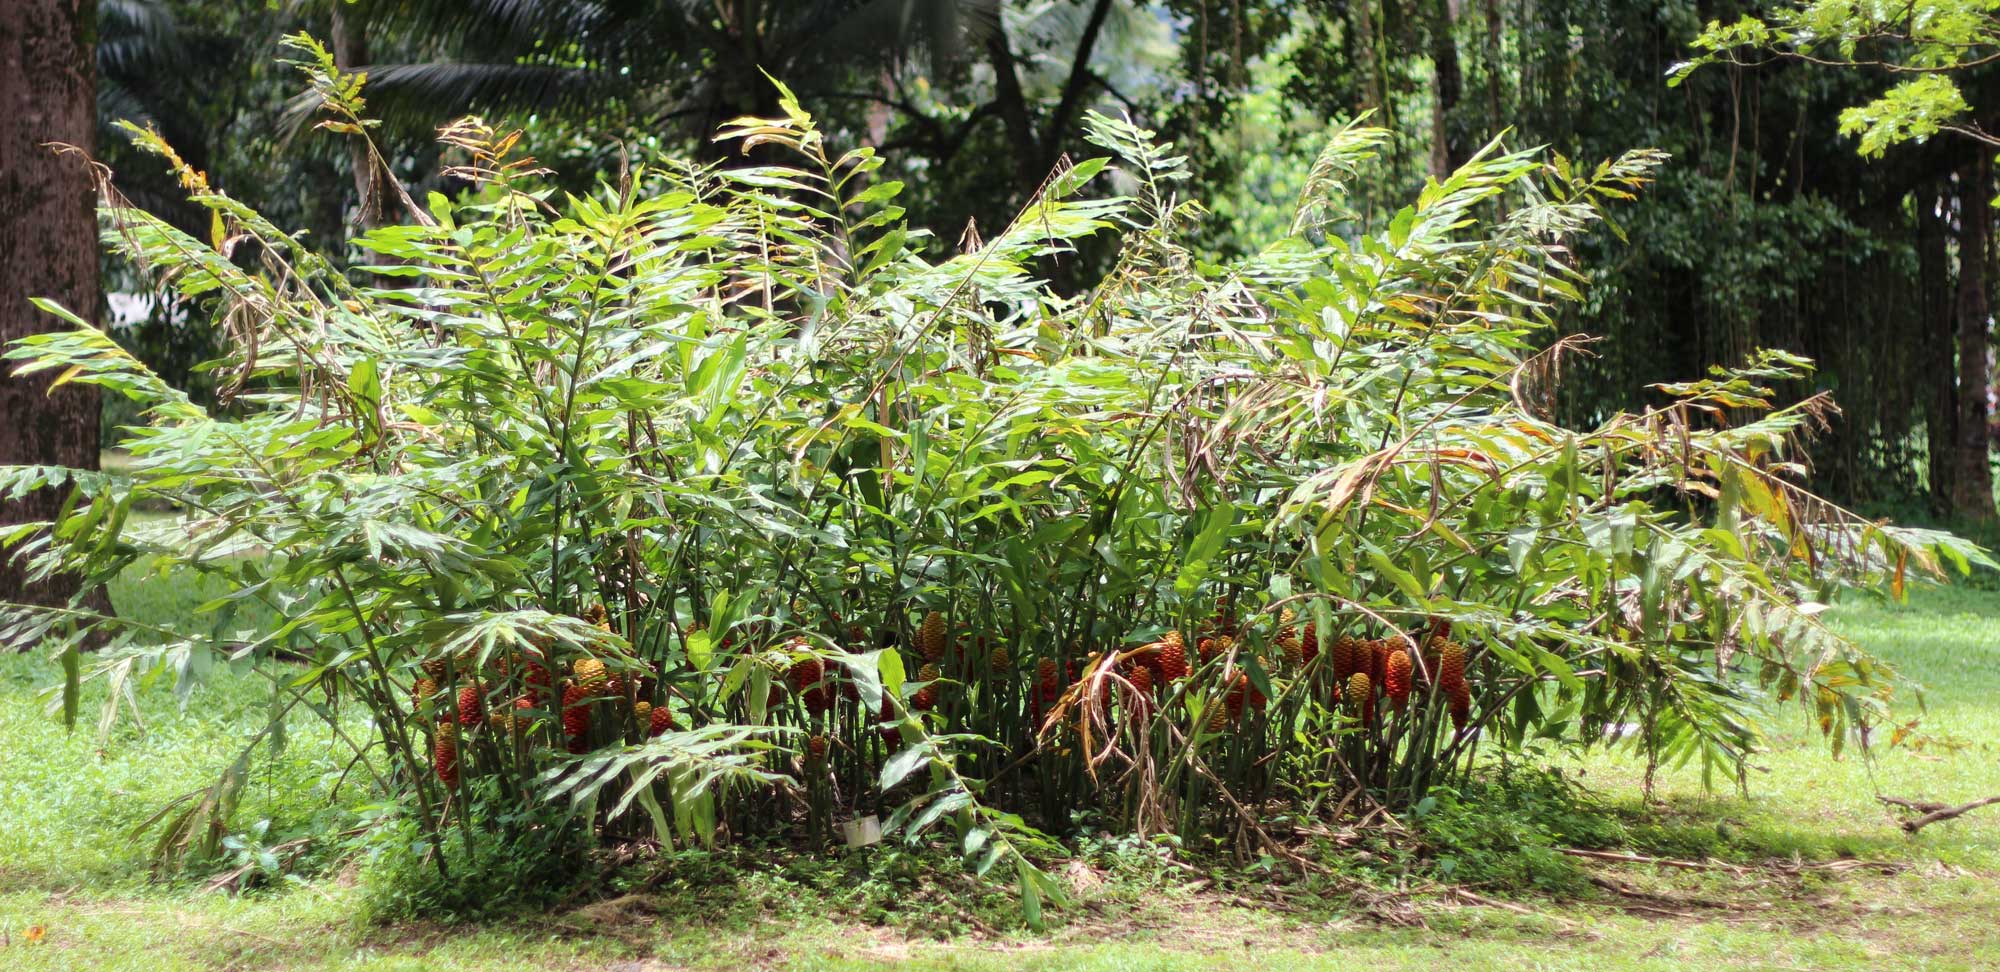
[2,39,1981,918]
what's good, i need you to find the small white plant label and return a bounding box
[840,814,882,848]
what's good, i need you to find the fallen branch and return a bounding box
[1615,902,1702,920]
[1587,874,1750,912]
[1444,887,1575,927]
[1895,795,2000,833]
[1878,795,1950,814]
[1557,848,1743,872]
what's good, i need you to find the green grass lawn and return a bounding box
[1,582,1996,970]
[1554,584,2000,871]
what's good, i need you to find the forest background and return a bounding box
[47,0,2000,529]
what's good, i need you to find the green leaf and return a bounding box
[880,741,929,791]
[1017,858,1043,931]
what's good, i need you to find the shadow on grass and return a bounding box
[1600,794,1917,865]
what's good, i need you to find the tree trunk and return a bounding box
[1036,0,1116,177]
[1920,186,1954,511]
[0,0,109,609]
[1353,0,1386,125]
[1951,157,1996,519]
[330,7,388,228]
[985,32,1042,193]
[1482,0,1503,133]
[1426,0,1465,177]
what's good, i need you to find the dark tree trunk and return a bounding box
[1426,0,1466,177]
[0,0,109,609]
[1353,0,1386,124]
[1951,157,1996,520]
[1037,0,1115,176]
[1481,0,1503,134]
[985,32,1043,192]
[1921,186,1955,511]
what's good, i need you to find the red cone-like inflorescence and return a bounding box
[1385,646,1413,711]
[1439,639,1471,730]
[786,647,823,691]
[434,720,460,788]
[912,662,940,711]
[878,701,901,746]
[1127,663,1155,699]
[562,683,592,749]
[457,682,485,728]
[1036,658,1061,697]
[648,704,676,737]
[1155,632,1190,681]
[524,661,551,706]
[1331,635,1362,683]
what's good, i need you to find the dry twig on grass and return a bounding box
[1556,848,1746,872]
[1884,794,2000,833]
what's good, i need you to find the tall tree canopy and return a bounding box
[65,0,2000,519]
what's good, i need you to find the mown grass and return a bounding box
[1,577,1995,970]
[0,558,331,893]
[1558,584,2000,872]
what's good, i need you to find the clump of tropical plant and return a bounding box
[2,35,1980,919]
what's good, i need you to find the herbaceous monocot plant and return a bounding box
[3,37,1979,917]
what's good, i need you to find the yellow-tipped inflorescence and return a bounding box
[573,657,607,692]
[918,610,947,663]
[1345,671,1374,724]
[1278,626,1303,668]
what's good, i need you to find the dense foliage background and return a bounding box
[85,0,2000,528]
